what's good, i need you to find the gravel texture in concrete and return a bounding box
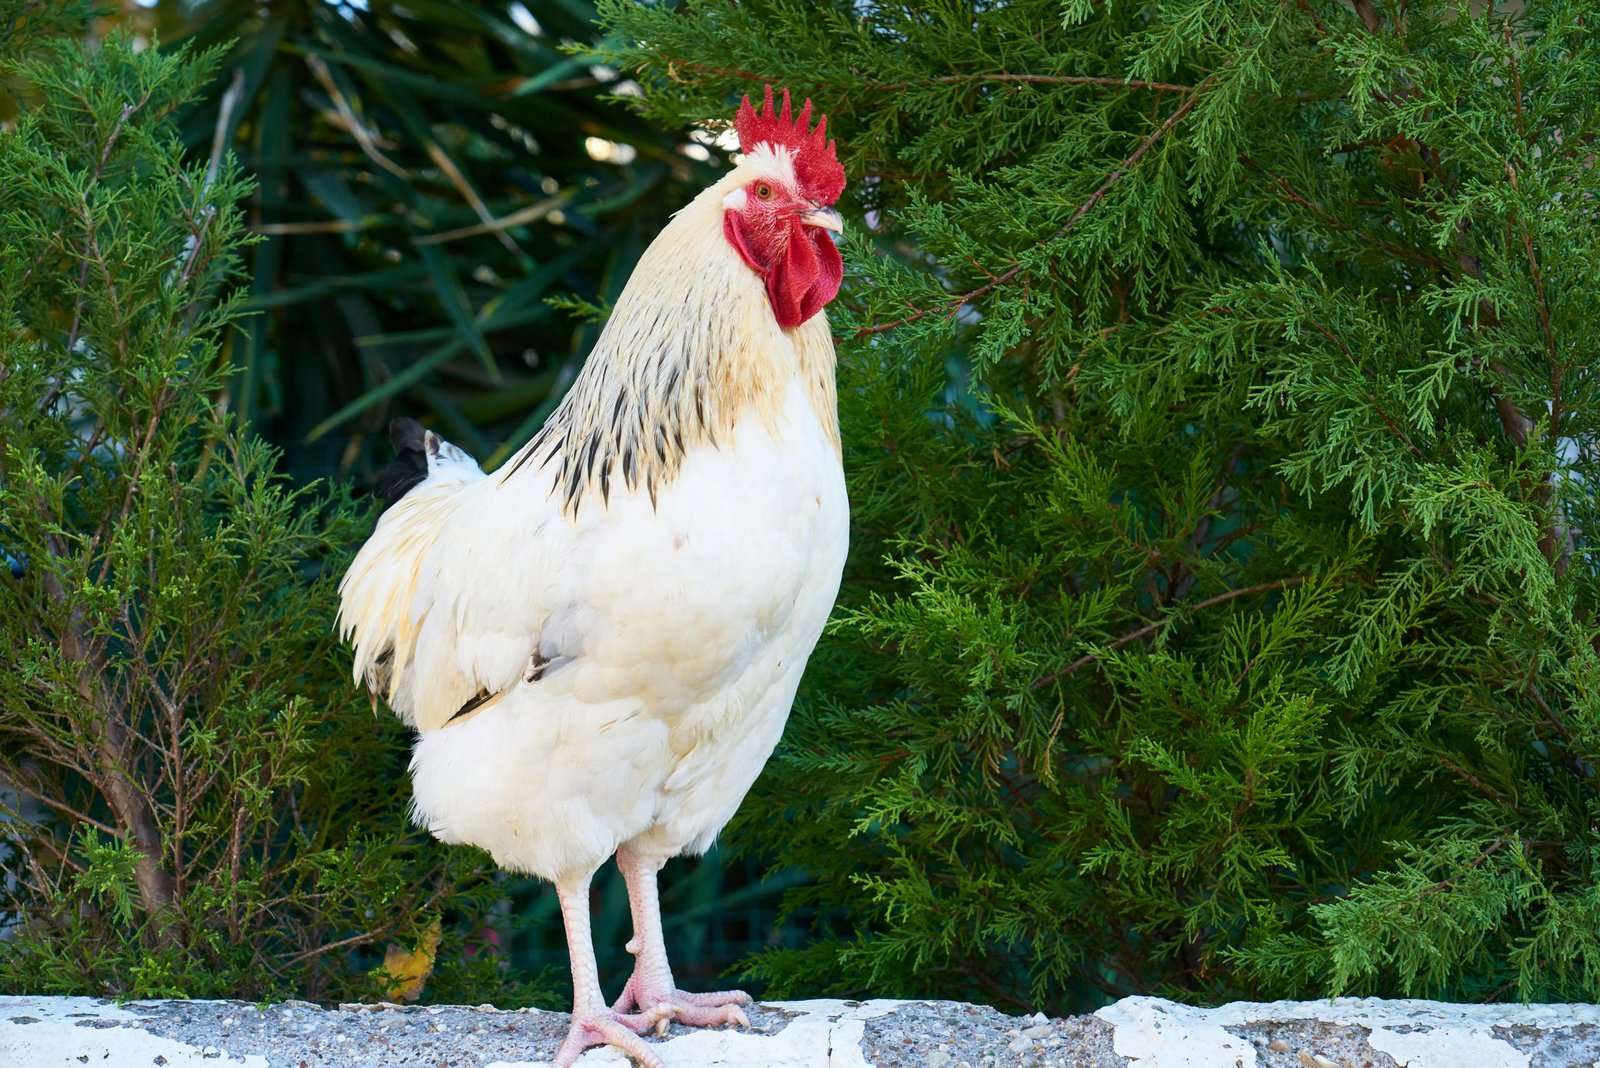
[4,993,1599,1067]
[1096,997,1600,1068]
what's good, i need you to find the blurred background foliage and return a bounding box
[137,0,721,483]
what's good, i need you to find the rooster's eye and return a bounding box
[755,183,773,200]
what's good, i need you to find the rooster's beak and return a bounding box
[798,206,843,233]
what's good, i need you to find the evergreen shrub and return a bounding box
[600,0,1600,1010]
[0,10,529,1003]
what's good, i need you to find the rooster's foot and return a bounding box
[552,1004,673,1068]
[613,977,751,1032]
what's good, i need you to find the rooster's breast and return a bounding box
[572,373,848,855]
[405,373,846,876]
[577,376,846,714]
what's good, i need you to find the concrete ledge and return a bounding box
[1,993,1597,1067]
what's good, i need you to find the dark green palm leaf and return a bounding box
[142,0,719,484]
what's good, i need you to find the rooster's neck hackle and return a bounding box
[502,166,838,513]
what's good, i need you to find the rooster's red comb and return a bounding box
[734,85,845,206]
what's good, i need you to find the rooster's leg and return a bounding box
[611,846,752,1029]
[552,873,674,1068]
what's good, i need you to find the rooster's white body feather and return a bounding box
[337,162,848,883]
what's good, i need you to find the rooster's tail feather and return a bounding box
[371,418,431,510]
[338,422,484,724]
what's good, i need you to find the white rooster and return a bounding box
[337,87,849,1067]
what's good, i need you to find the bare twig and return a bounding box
[420,138,524,258]
[278,927,389,968]
[1418,838,1508,900]
[205,69,246,190]
[11,781,118,838]
[1029,576,1308,691]
[1237,154,1452,270]
[875,72,1194,94]
[413,192,572,245]
[305,54,410,180]
[658,56,1194,96]
[856,86,1208,339]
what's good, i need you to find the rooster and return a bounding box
[337,87,848,1068]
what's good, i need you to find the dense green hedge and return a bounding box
[0,13,535,1004]
[599,0,1600,1011]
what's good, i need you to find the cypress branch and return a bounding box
[599,0,1600,1010]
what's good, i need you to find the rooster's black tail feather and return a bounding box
[371,418,430,511]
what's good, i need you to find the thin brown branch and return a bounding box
[1459,238,1575,577]
[1297,316,1427,460]
[1418,838,1507,900]
[856,86,1208,340]
[1351,0,1384,34]
[32,133,181,934]
[1293,0,1331,39]
[1524,682,1573,748]
[1439,757,1511,807]
[93,100,137,182]
[1507,165,1564,437]
[39,564,176,937]
[1347,0,1568,577]
[1237,153,1452,271]
[12,827,87,880]
[1029,576,1308,691]
[305,54,410,181]
[878,72,1194,94]
[175,201,217,293]
[658,57,1194,96]
[11,781,118,839]
[278,927,389,968]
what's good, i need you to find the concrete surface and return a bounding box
[1,992,1597,1067]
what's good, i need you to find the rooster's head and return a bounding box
[721,86,846,329]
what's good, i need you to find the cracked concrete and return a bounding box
[2,993,1598,1066]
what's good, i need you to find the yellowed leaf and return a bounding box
[377,916,442,1002]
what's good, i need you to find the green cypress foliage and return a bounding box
[597,0,1600,1009]
[0,13,526,1002]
